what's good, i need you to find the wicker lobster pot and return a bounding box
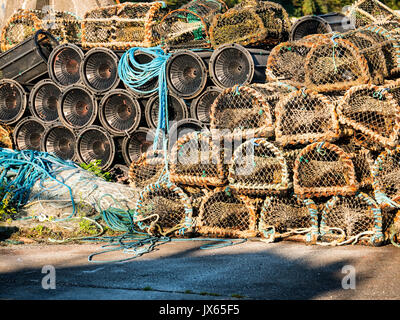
[197,187,258,238]
[169,131,226,187]
[228,138,290,195]
[259,195,319,243]
[82,2,167,50]
[319,192,384,246]
[275,89,340,146]
[293,142,358,198]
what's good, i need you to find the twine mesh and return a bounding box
[228,138,290,195]
[275,89,340,146]
[319,193,384,246]
[82,2,167,49]
[0,124,12,149]
[259,195,318,243]
[198,187,257,238]
[293,142,358,198]
[170,131,225,187]
[209,85,273,140]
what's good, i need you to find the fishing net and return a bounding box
[227,138,290,195]
[209,85,273,140]
[337,84,400,149]
[274,89,340,146]
[319,192,384,246]
[258,195,319,243]
[0,124,13,149]
[157,0,227,50]
[128,149,166,190]
[133,181,193,237]
[182,186,207,218]
[293,142,358,198]
[81,2,167,50]
[197,187,258,238]
[170,131,225,187]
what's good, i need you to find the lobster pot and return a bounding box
[275,89,340,146]
[168,118,206,150]
[134,182,193,236]
[0,79,28,125]
[82,2,167,49]
[170,131,225,186]
[346,0,400,28]
[0,124,12,149]
[99,89,141,136]
[320,193,384,246]
[76,125,115,170]
[129,149,165,190]
[337,84,400,149]
[293,142,358,198]
[259,196,319,243]
[210,85,273,140]
[198,187,257,238]
[122,127,155,165]
[13,117,45,152]
[29,80,61,123]
[41,123,77,161]
[48,43,84,87]
[228,138,290,195]
[190,86,222,124]
[157,0,227,50]
[371,146,400,208]
[0,9,80,52]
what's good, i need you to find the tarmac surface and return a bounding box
[0,239,400,300]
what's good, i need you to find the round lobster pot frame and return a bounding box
[0,79,28,125]
[99,89,141,136]
[122,127,155,165]
[13,117,45,152]
[337,84,400,149]
[29,79,62,123]
[209,85,273,140]
[275,89,340,146]
[190,86,222,124]
[198,187,258,238]
[129,149,165,190]
[134,182,193,236]
[293,142,358,198]
[41,123,77,161]
[170,131,226,187]
[48,43,84,88]
[320,193,384,246]
[76,125,115,170]
[259,195,319,243]
[228,138,290,195]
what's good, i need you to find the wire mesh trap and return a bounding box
[197,187,258,238]
[13,117,45,152]
[337,84,400,149]
[29,80,61,123]
[0,79,28,125]
[169,131,225,187]
[134,181,193,236]
[258,195,319,243]
[129,149,165,190]
[190,86,222,124]
[275,89,340,146]
[293,142,358,198]
[319,193,384,246]
[228,138,290,195]
[82,2,167,49]
[41,123,77,161]
[209,85,273,140]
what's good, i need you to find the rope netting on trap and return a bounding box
[197,187,258,238]
[1,9,81,52]
[157,0,227,50]
[275,89,340,146]
[227,138,290,195]
[293,142,358,198]
[319,192,384,246]
[0,124,13,149]
[209,0,290,49]
[337,83,400,149]
[81,2,167,49]
[209,85,274,140]
[258,195,319,243]
[169,131,226,187]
